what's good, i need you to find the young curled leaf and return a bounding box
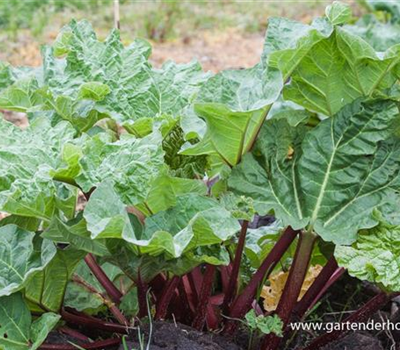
[326,1,352,26]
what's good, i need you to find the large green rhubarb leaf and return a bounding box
[53,20,210,121]
[24,248,85,312]
[0,118,77,220]
[181,4,335,169]
[181,65,283,167]
[229,99,400,244]
[140,194,240,257]
[85,191,238,282]
[79,131,207,238]
[0,225,56,297]
[76,131,164,200]
[335,215,400,292]
[284,27,400,116]
[262,17,333,81]
[42,214,109,256]
[263,2,400,116]
[0,293,60,350]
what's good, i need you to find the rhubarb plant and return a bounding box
[0,2,400,350]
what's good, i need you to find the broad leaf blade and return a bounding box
[283,27,400,115]
[229,99,400,244]
[0,293,59,350]
[25,248,86,312]
[182,65,283,167]
[0,225,56,297]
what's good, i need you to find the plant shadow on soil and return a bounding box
[44,276,399,350]
[113,276,399,350]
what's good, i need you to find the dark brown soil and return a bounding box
[119,321,243,350]
[322,332,384,350]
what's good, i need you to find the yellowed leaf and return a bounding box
[261,265,323,312]
[287,145,294,159]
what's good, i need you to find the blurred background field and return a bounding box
[0,0,364,72]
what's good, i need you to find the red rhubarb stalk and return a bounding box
[155,275,181,320]
[84,254,123,304]
[187,268,217,328]
[181,275,196,312]
[59,327,90,342]
[61,309,129,334]
[224,227,299,334]
[177,278,194,323]
[306,267,345,316]
[222,221,249,313]
[205,303,219,330]
[303,291,400,350]
[294,257,340,319]
[188,267,203,302]
[149,273,167,300]
[220,264,232,295]
[136,269,149,318]
[261,230,317,350]
[72,274,128,325]
[192,264,216,330]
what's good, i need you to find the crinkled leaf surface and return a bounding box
[229,99,400,244]
[0,293,60,350]
[52,20,210,121]
[42,214,109,256]
[0,118,77,220]
[76,128,206,211]
[141,194,240,257]
[0,225,56,297]
[282,26,400,116]
[86,192,239,258]
[0,20,210,131]
[325,1,352,25]
[0,62,36,90]
[335,216,400,292]
[76,131,164,200]
[262,17,333,80]
[80,131,207,239]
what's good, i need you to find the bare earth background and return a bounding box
[0,1,361,72]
